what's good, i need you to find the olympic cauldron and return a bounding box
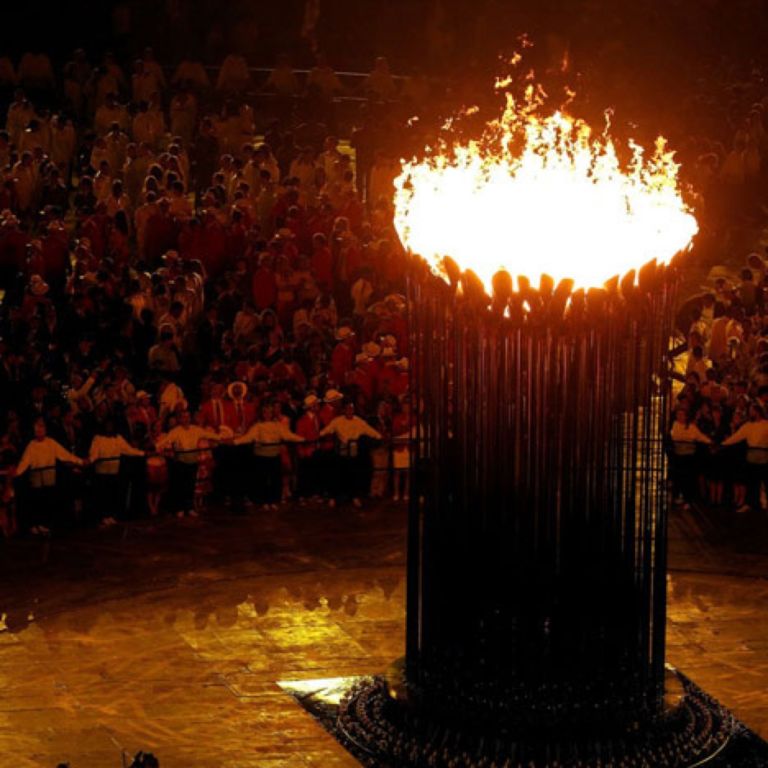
[337,102,733,767]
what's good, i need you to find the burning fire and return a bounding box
[394,84,698,293]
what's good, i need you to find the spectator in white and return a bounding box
[66,371,96,414]
[319,401,382,507]
[669,406,712,510]
[156,409,223,518]
[16,417,85,534]
[158,377,185,421]
[721,401,768,513]
[89,420,144,528]
[235,401,304,511]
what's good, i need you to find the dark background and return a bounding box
[5,1,768,72]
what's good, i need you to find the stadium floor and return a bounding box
[0,498,765,767]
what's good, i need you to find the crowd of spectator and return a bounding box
[4,32,768,534]
[0,46,419,536]
[671,251,768,513]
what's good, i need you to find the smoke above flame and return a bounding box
[393,81,699,293]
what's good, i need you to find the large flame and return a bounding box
[394,85,698,293]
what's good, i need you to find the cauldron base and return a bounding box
[283,669,768,767]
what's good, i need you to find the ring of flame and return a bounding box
[394,92,699,293]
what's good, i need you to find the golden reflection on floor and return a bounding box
[0,500,765,767]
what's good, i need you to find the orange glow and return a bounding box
[394,83,698,293]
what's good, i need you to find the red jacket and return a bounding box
[296,411,320,457]
[349,365,375,404]
[227,398,257,433]
[199,398,234,430]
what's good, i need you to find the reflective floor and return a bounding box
[0,500,765,767]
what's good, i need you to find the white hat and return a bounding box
[335,326,354,341]
[303,394,320,408]
[362,341,382,358]
[324,388,343,403]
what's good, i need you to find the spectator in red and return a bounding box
[296,393,322,499]
[330,326,356,386]
[349,348,377,407]
[227,381,257,435]
[200,381,233,430]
